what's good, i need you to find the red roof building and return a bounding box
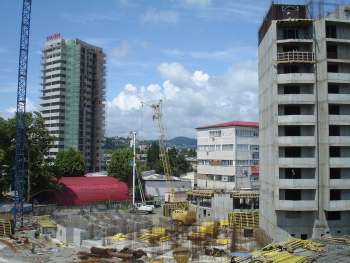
[196,121,258,130]
[56,176,129,205]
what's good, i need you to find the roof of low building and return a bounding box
[196,120,258,130]
[142,173,181,181]
[56,176,128,205]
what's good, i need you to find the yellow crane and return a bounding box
[143,100,195,223]
[142,100,174,201]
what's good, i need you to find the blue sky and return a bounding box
[0,0,296,138]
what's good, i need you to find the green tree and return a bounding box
[0,117,11,198]
[107,148,133,183]
[0,112,55,201]
[54,148,85,178]
[146,142,163,174]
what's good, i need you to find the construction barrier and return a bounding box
[228,211,259,229]
[162,202,189,217]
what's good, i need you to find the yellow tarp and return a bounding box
[37,216,56,228]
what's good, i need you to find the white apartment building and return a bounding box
[196,121,259,190]
[259,3,350,241]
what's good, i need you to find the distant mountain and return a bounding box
[167,137,197,149]
[103,136,197,150]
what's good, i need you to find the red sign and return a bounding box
[46,33,61,42]
[251,165,259,176]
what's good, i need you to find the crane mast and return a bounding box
[14,0,32,229]
[149,100,173,184]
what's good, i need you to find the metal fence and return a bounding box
[277,51,315,63]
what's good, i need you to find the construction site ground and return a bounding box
[2,207,350,262]
[0,207,228,262]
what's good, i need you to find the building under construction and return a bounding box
[259,1,350,241]
[41,34,105,172]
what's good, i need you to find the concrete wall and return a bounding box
[144,180,192,199]
[190,193,234,222]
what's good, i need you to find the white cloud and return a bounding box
[1,98,37,119]
[141,9,178,25]
[192,70,209,87]
[158,62,190,83]
[111,41,130,62]
[106,61,258,138]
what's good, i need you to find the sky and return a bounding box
[0,0,296,139]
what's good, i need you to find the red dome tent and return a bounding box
[56,176,129,205]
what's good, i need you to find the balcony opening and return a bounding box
[277,23,312,40]
[282,64,298,73]
[326,211,341,221]
[328,84,339,94]
[277,64,313,74]
[283,85,300,94]
[285,125,300,136]
[330,168,350,179]
[285,105,300,115]
[279,125,314,136]
[278,84,313,95]
[283,28,299,39]
[326,24,337,38]
[328,62,350,73]
[285,147,300,157]
[280,146,315,158]
[330,146,350,157]
[329,104,340,115]
[330,190,350,200]
[284,168,301,179]
[280,189,315,200]
[283,45,299,52]
[328,83,350,94]
[330,189,341,200]
[285,189,301,200]
[329,125,340,136]
[330,147,340,157]
[327,44,338,59]
[330,168,341,179]
[328,63,338,73]
[280,168,315,179]
[278,104,314,115]
[329,104,350,115]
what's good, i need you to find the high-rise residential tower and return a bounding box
[40,34,105,172]
[259,3,350,241]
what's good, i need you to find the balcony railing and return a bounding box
[277,51,315,64]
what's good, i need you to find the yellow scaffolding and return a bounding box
[0,219,12,237]
[228,211,259,229]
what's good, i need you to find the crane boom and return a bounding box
[14,0,32,229]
